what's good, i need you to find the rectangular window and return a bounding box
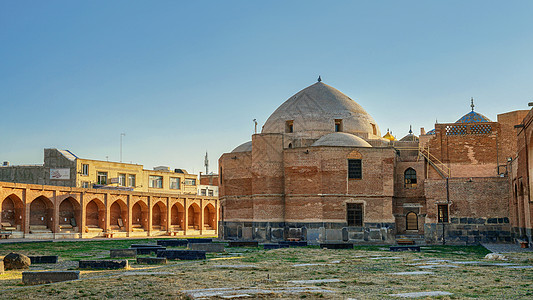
[97,172,108,185]
[82,181,90,188]
[118,173,126,186]
[82,164,89,176]
[170,177,180,189]
[335,119,343,132]
[128,174,136,187]
[348,159,362,179]
[286,120,294,133]
[347,203,363,226]
[184,179,196,186]
[438,204,449,223]
[208,190,214,196]
[201,189,207,196]
[149,175,163,188]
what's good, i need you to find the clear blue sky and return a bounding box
[1,1,533,173]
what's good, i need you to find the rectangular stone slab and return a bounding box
[136,257,167,265]
[130,244,159,248]
[157,250,206,260]
[28,255,58,264]
[110,249,137,258]
[319,243,353,249]
[132,246,166,255]
[23,271,79,285]
[390,246,421,252]
[189,243,225,253]
[157,239,188,247]
[78,260,128,269]
[228,240,259,247]
[187,238,213,244]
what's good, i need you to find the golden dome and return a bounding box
[383,130,396,141]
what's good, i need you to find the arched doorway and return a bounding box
[171,203,184,230]
[132,201,148,231]
[59,197,81,232]
[188,203,201,230]
[406,212,418,231]
[203,204,216,230]
[110,200,127,231]
[30,196,54,232]
[152,201,166,231]
[86,199,105,232]
[1,195,23,231]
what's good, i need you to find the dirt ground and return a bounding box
[0,240,531,299]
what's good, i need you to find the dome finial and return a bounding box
[317,75,322,82]
[471,97,475,111]
[409,125,413,134]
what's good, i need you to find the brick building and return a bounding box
[219,79,531,245]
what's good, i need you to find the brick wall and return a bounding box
[424,177,510,244]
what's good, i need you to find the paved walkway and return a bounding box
[482,243,533,253]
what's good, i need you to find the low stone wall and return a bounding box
[222,221,396,244]
[78,260,128,269]
[189,243,225,252]
[22,271,79,285]
[110,249,137,258]
[424,217,512,245]
[28,256,58,264]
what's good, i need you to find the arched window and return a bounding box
[406,212,418,230]
[404,168,417,188]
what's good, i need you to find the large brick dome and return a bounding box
[261,81,382,140]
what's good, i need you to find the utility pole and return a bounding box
[204,151,209,175]
[120,133,126,163]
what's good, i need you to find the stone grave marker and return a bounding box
[22,271,79,285]
[110,249,137,258]
[78,260,128,269]
[28,255,58,264]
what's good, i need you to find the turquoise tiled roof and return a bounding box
[455,111,491,123]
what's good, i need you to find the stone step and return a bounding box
[30,225,48,230]
[132,228,145,232]
[30,229,52,234]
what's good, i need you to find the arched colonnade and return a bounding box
[0,183,218,238]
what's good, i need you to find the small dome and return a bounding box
[456,98,491,123]
[231,141,252,153]
[262,81,381,140]
[400,134,419,142]
[456,111,491,123]
[383,130,396,141]
[426,129,436,135]
[311,132,372,147]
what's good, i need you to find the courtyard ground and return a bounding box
[0,239,531,299]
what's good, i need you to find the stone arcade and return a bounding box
[0,181,218,239]
[219,80,532,244]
